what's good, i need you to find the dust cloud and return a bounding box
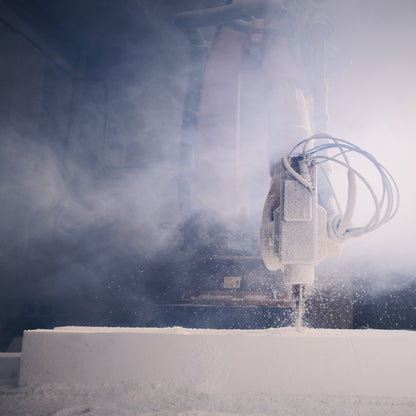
[0,0,415,337]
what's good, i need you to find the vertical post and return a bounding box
[178,39,209,221]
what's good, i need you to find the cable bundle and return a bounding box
[282,134,400,241]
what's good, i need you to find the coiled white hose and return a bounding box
[284,134,399,241]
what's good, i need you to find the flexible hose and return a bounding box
[285,134,399,241]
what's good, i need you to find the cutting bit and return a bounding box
[292,284,305,329]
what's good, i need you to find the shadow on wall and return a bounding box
[0,1,189,349]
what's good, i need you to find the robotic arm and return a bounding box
[176,2,399,327]
[260,134,399,327]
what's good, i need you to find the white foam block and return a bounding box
[19,327,416,398]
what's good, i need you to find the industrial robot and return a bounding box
[174,0,398,327]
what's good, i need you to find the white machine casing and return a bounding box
[260,157,340,285]
[274,162,328,285]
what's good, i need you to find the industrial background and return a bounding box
[0,0,415,351]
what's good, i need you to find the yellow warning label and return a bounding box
[223,276,241,289]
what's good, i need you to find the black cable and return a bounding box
[0,14,78,80]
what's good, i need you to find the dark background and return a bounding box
[0,0,415,351]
